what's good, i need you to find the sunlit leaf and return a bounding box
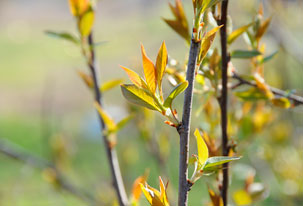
[256,17,271,41]
[100,79,124,92]
[78,8,94,37]
[198,26,222,64]
[141,44,157,94]
[194,129,209,166]
[204,156,241,171]
[231,50,261,59]
[140,177,169,206]
[45,31,80,44]
[94,102,117,132]
[68,0,89,16]
[132,176,147,203]
[228,23,253,44]
[120,66,148,89]
[121,84,161,111]
[163,81,188,108]
[159,177,169,206]
[156,41,168,99]
[271,97,291,109]
[196,74,205,86]
[254,73,274,99]
[202,0,224,13]
[233,190,252,206]
[163,0,190,43]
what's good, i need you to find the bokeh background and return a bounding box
[0,0,303,205]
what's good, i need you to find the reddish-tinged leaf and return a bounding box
[120,66,148,89]
[256,17,271,41]
[156,41,168,100]
[141,44,157,94]
[77,71,94,88]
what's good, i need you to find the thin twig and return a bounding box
[177,39,200,206]
[218,0,230,205]
[0,138,98,205]
[232,73,303,106]
[87,32,128,206]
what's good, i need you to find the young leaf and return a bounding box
[132,176,147,203]
[256,17,271,41]
[100,79,124,92]
[194,129,209,166]
[116,115,133,131]
[260,51,278,64]
[198,26,222,64]
[45,31,80,44]
[208,188,223,206]
[235,87,268,101]
[203,156,241,171]
[163,81,188,108]
[77,71,94,88]
[140,177,169,206]
[156,41,168,99]
[120,66,148,89]
[231,50,261,59]
[78,8,94,37]
[202,0,224,13]
[121,84,161,112]
[68,0,89,17]
[94,102,117,132]
[141,44,157,94]
[271,97,291,109]
[227,23,253,44]
[163,0,190,43]
[233,190,252,206]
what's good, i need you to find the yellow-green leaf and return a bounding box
[156,41,168,99]
[233,190,252,206]
[202,0,224,13]
[100,79,124,92]
[163,81,188,108]
[203,156,241,171]
[116,115,133,131]
[94,102,117,132]
[256,17,271,41]
[228,23,253,44]
[194,129,209,166]
[271,97,291,109]
[78,8,94,37]
[141,44,157,94]
[120,66,148,89]
[121,84,161,111]
[198,26,222,64]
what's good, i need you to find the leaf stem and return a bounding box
[87,32,128,206]
[177,38,200,206]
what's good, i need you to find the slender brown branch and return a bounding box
[219,0,230,205]
[87,32,128,206]
[177,39,200,206]
[232,73,303,106]
[0,138,98,205]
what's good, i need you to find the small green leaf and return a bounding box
[260,51,278,64]
[202,0,224,13]
[231,50,261,59]
[228,23,253,44]
[78,8,94,37]
[235,87,268,101]
[45,31,79,44]
[163,81,188,108]
[100,79,124,92]
[116,115,133,131]
[121,84,161,111]
[204,156,241,171]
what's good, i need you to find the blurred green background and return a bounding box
[0,0,302,205]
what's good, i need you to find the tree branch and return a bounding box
[219,0,230,205]
[232,73,303,106]
[0,138,98,205]
[87,32,128,206]
[177,39,200,206]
